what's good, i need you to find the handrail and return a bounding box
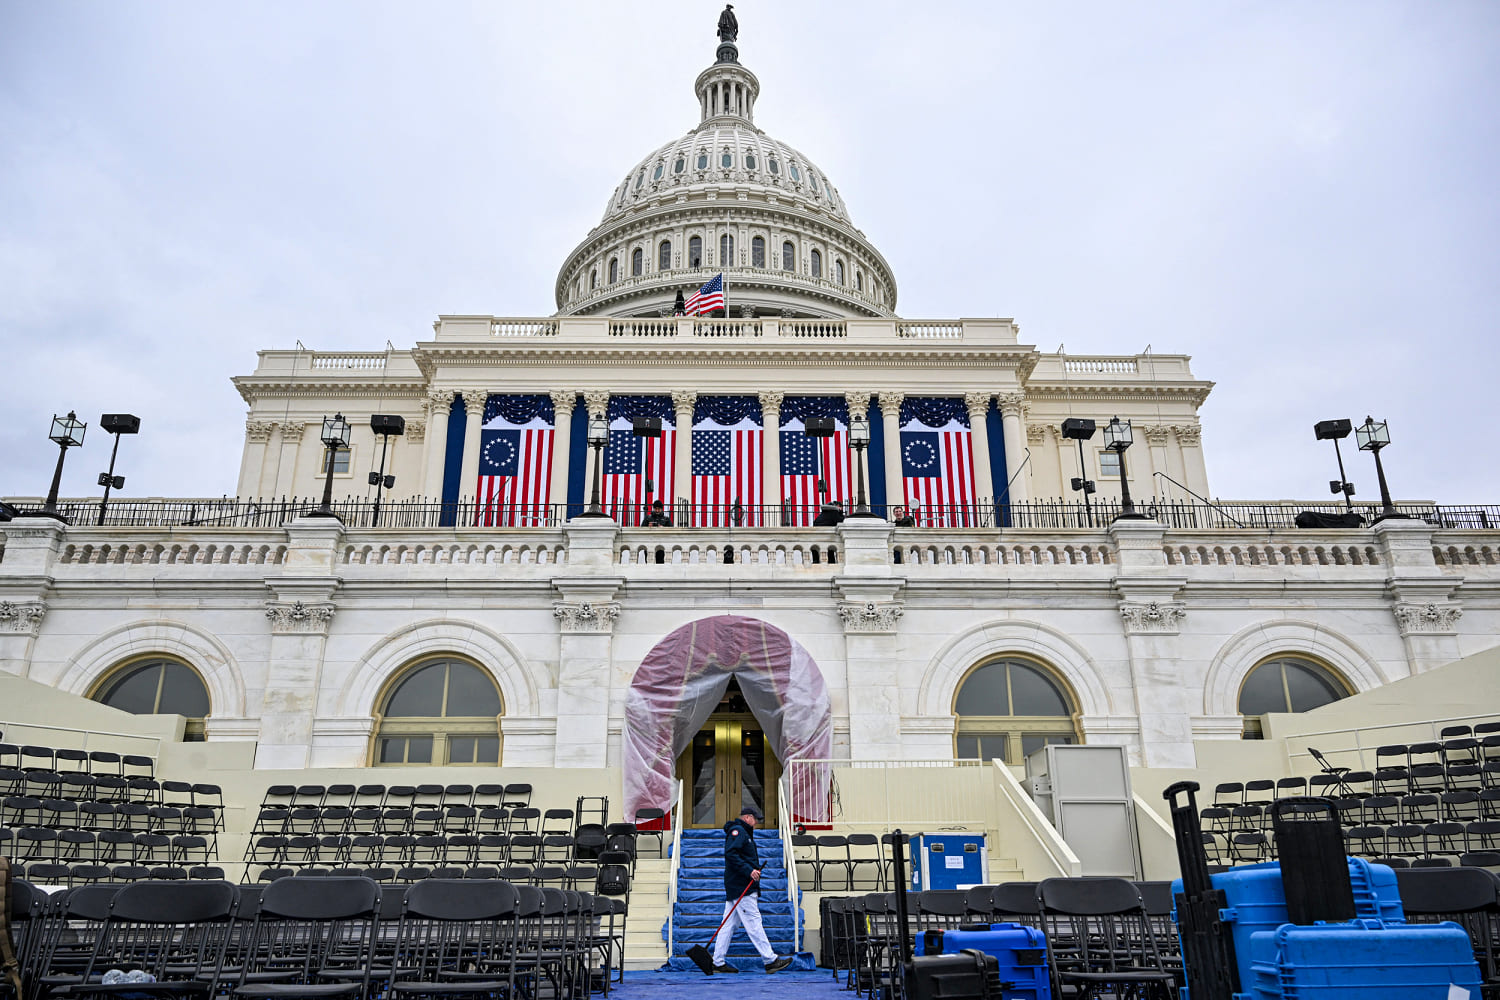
[778,774,800,952]
[666,778,685,959]
[1151,471,1246,527]
[0,719,162,757]
[1282,712,1500,772]
[990,760,1083,878]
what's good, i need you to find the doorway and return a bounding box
[677,679,781,828]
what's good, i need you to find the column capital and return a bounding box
[264,600,336,636]
[405,419,426,443]
[996,392,1028,417]
[1393,600,1463,637]
[0,601,46,637]
[1143,425,1172,445]
[845,391,872,412]
[878,393,904,419]
[549,389,576,411]
[582,390,611,417]
[758,391,784,412]
[1119,600,1187,635]
[1026,424,1048,444]
[426,387,459,413]
[553,601,622,634]
[671,390,697,412]
[463,393,488,419]
[1172,424,1202,446]
[245,419,278,443]
[963,392,993,416]
[837,601,904,634]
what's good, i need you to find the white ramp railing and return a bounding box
[665,779,684,958]
[783,758,991,831]
[778,774,800,951]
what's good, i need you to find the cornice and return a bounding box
[1021,383,1214,405]
[232,377,427,405]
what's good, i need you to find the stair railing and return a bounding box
[666,777,685,958]
[779,773,800,952]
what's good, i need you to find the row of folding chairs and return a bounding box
[1215,764,1500,809]
[791,833,892,891]
[251,863,606,890]
[250,803,584,838]
[260,781,533,810]
[2,799,222,837]
[0,743,154,776]
[1202,790,1500,835]
[825,880,1180,1000]
[5,827,214,866]
[12,862,227,887]
[244,830,631,870]
[1201,821,1500,867]
[0,772,222,812]
[11,875,623,1000]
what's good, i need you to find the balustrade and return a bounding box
[489,319,558,337]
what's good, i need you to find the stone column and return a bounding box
[458,392,489,509]
[1173,425,1209,497]
[1143,426,1171,495]
[759,391,783,511]
[252,422,283,498]
[879,393,904,513]
[963,393,995,506]
[553,518,623,767]
[672,390,696,510]
[549,390,575,514]
[256,516,343,769]
[835,519,904,758]
[1109,519,1193,767]
[422,389,457,500]
[997,392,1030,504]
[239,420,277,498]
[0,518,63,679]
[846,392,873,512]
[1376,519,1463,674]
[271,423,307,498]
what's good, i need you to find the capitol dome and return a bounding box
[554,18,897,319]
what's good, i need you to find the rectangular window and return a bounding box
[322,448,351,475]
[1098,450,1121,478]
[957,733,1009,762]
[1020,733,1075,759]
[378,736,433,764]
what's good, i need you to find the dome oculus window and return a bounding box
[697,151,709,170]
[954,658,1078,763]
[92,658,211,741]
[768,157,780,175]
[745,153,757,171]
[374,658,502,766]
[789,163,801,182]
[721,150,733,169]
[809,174,820,195]
[1238,657,1349,739]
[634,170,645,190]
[751,236,765,268]
[674,157,686,174]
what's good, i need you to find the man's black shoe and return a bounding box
[764,956,793,973]
[712,964,738,974]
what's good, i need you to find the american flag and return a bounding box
[900,413,975,526]
[475,403,553,527]
[779,416,851,526]
[692,412,762,526]
[683,273,725,315]
[601,415,676,523]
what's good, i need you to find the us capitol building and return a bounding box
[1,12,1495,834]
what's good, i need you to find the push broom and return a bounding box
[687,879,757,975]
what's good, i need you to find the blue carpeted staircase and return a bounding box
[663,828,814,972]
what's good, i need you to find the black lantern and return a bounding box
[579,413,612,518]
[309,413,352,520]
[1104,416,1147,521]
[20,411,88,522]
[847,410,878,518]
[1356,416,1405,520]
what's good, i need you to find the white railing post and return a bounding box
[667,777,685,959]
[779,774,800,952]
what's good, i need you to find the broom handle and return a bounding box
[706,878,757,944]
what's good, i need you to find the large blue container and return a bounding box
[908,833,987,890]
[1171,857,1404,998]
[914,922,1051,1000]
[1249,918,1481,999]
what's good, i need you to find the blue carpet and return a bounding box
[617,968,843,996]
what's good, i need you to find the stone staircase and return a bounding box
[665,828,810,972]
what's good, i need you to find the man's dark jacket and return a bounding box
[722,817,760,900]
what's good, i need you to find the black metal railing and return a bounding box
[3,496,1497,532]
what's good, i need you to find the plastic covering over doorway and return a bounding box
[624,615,833,823]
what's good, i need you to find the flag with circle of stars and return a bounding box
[899,399,975,526]
[476,395,555,526]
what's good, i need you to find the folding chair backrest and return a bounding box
[83,880,238,985]
[247,876,380,989]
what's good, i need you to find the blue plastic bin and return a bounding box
[915,922,1051,1000]
[1248,918,1481,999]
[1171,856,1404,998]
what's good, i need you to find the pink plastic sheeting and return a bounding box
[623,615,833,824]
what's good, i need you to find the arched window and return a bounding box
[721,149,733,169]
[953,658,1078,762]
[634,169,645,190]
[589,268,597,290]
[1238,656,1349,739]
[745,152,757,171]
[834,259,845,285]
[856,271,864,292]
[652,162,664,181]
[674,157,685,174]
[752,236,766,268]
[659,241,672,271]
[689,236,703,268]
[697,150,709,170]
[782,241,794,271]
[91,658,211,741]
[768,156,780,175]
[608,258,619,284]
[374,658,502,765]
[720,234,734,267]
[631,248,643,276]
[810,249,822,278]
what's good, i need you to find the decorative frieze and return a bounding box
[244,420,278,443]
[1119,601,1187,634]
[838,601,904,633]
[265,601,337,635]
[0,601,46,636]
[1393,601,1463,636]
[553,601,622,634]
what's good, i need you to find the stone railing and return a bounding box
[562,265,891,316]
[434,315,1026,349]
[309,352,389,370]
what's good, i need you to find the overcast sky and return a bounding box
[2,1,1497,506]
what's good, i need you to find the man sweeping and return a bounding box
[711,805,793,974]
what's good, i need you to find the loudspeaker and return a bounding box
[632,417,663,436]
[804,417,836,437]
[1061,417,1095,440]
[1314,419,1352,440]
[100,414,141,434]
[370,414,406,436]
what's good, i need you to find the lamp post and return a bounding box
[19,411,88,523]
[1356,416,1405,521]
[368,415,405,527]
[1104,416,1147,521]
[579,413,611,518]
[1313,419,1356,513]
[632,416,663,524]
[96,414,141,526]
[1061,418,1097,528]
[308,413,352,520]
[847,411,878,518]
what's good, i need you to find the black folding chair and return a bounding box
[1037,877,1178,1000]
[231,875,381,1000]
[1394,866,1500,986]
[73,880,239,999]
[387,878,520,999]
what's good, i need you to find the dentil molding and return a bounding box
[265,601,337,635]
[838,601,904,633]
[554,602,622,634]
[0,601,46,637]
[1119,601,1187,635]
[1393,601,1463,636]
